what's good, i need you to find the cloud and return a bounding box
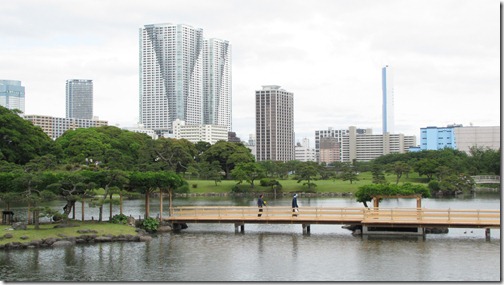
[0,0,499,146]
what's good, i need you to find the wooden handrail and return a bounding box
[168,206,500,227]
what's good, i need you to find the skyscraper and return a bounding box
[382,65,394,134]
[203,38,232,131]
[255,85,294,162]
[139,23,232,134]
[66,79,93,119]
[0,80,25,113]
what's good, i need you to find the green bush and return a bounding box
[110,214,128,224]
[142,217,159,232]
[428,180,440,192]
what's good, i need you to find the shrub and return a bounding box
[110,214,128,224]
[142,217,159,232]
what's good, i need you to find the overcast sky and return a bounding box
[1,0,500,146]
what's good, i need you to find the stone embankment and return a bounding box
[0,227,154,250]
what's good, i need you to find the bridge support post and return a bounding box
[302,224,310,234]
[485,228,490,240]
[235,223,244,233]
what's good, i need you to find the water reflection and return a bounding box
[0,195,500,281]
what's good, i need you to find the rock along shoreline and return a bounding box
[0,228,155,250]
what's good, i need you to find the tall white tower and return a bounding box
[203,38,232,131]
[382,65,395,134]
[140,23,204,134]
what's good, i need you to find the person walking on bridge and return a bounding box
[292,194,299,217]
[257,194,266,217]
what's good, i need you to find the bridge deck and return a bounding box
[165,206,500,229]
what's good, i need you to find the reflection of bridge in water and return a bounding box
[165,206,500,238]
[471,175,500,184]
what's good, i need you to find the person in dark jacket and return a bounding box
[257,194,266,217]
[292,193,299,216]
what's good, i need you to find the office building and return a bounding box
[139,23,232,134]
[255,85,294,162]
[420,125,500,153]
[0,80,25,113]
[315,126,416,162]
[172,119,228,144]
[66,79,93,119]
[295,138,316,162]
[382,65,394,134]
[25,115,107,140]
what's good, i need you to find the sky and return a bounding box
[1,0,500,146]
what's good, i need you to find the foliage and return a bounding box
[231,162,266,188]
[259,178,283,190]
[295,161,319,189]
[355,183,430,207]
[110,214,129,224]
[339,163,359,184]
[142,217,159,232]
[0,106,55,164]
[201,141,254,179]
[386,161,411,185]
[370,164,387,184]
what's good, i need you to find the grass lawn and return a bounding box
[186,172,429,194]
[0,222,138,246]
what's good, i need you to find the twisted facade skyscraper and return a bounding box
[139,23,231,134]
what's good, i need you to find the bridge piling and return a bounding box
[235,222,244,233]
[485,228,490,240]
[302,224,311,234]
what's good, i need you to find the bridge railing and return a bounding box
[471,175,501,184]
[362,208,500,226]
[169,206,500,227]
[170,206,367,221]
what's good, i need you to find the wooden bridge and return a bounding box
[165,206,500,237]
[471,175,500,184]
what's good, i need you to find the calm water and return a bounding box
[0,194,501,282]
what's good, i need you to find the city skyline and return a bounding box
[0,0,499,144]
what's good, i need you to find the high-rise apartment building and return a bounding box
[139,23,232,135]
[66,79,93,119]
[203,38,232,131]
[382,65,394,134]
[255,85,294,162]
[0,80,25,113]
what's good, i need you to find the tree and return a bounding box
[231,162,266,189]
[0,106,55,164]
[46,171,95,220]
[128,171,184,219]
[201,141,254,179]
[355,183,430,208]
[55,126,153,170]
[295,162,319,190]
[413,158,439,180]
[128,171,159,218]
[340,163,359,184]
[370,164,387,184]
[386,161,411,185]
[199,161,224,185]
[152,138,197,173]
